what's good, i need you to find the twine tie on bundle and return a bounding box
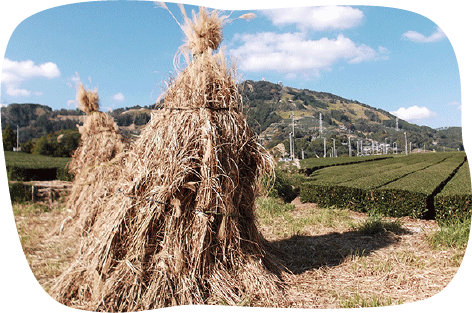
[115,188,243,218]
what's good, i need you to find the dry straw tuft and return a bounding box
[51,5,287,310]
[63,84,128,236]
[77,84,100,115]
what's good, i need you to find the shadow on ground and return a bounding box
[269,228,412,275]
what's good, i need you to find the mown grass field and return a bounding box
[11,195,469,308]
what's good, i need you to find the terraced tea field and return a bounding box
[299,152,471,222]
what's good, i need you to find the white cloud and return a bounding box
[402,27,446,43]
[262,6,364,31]
[1,58,60,97]
[390,106,436,121]
[230,32,387,77]
[5,85,30,97]
[113,92,125,101]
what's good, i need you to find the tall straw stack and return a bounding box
[51,6,287,310]
[64,84,127,235]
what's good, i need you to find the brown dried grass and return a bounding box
[50,6,287,311]
[65,85,128,236]
[77,84,99,115]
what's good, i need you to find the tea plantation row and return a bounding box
[4,151,73,181]
[299,152,471,222]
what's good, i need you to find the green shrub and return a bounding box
[300,155,392,175]
[434,161,472,223]
[368,154,466,219]
[300,152,468,220]
[8,182,32,203]
[56,165,74,181]
[264,169,298,203]
[364,189,428,218]
[4,152,72,181]
[300,182,365,212]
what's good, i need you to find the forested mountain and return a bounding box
[1,80,464,158]
[239,80,463,158]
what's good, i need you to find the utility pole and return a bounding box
[16,124,19,152]
[404,132,408,156]
[348,137,351,157]
[332,138,336,157]
[323,137,326,158]
[289,132,293,160]
[291,111,295,160]
[319,112,323,136]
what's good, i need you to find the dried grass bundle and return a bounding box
[65,85,128,235]
[77,84,100,115]
[51,6,287,310]
[181,7,223,56]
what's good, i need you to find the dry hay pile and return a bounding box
[64,84,127,235]
[51,6,288,311]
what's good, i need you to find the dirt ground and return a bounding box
[12,197,466,309]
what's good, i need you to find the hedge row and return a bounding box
[309,153,449,186]
[4,152,73,181]
[300,152,468,221]
[434,161,472,223]
[366,154,466,219]
[300,155,392,175]
[302,153,452,208]
[6,165,73,181]
[8,182,33,203]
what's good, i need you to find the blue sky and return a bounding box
[0,1,465,130]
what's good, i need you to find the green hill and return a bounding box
[239,80,463,158]
[1,80,464,157]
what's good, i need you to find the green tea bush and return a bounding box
[434,161,472,223]
[300,152,468,220]
[56,166,74,181]
[8,182,32,203]
[264,169,298,203]
[300,182,365,212]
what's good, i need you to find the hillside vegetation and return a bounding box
[1,80,464,156]
[239,80,463,158]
